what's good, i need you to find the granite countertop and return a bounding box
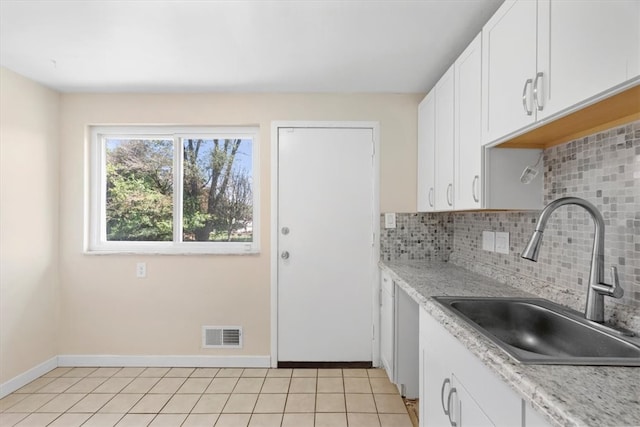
[380,260,640,427]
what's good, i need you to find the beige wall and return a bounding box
[59,93,420,357]
[0,68,60,383]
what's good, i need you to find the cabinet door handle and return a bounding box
[522,78,533,116]
[440,378,451,415]
[472,175,480,203]
[447,387,458,427]
[533,72,544,111]
[446,183,453,207]
[428,187,434,207]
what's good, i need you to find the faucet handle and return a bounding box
[593,266,624,299]
[609,266,624,298]
[593,267,624,298]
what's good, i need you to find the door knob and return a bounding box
[281,251,290,260]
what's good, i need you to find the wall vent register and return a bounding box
[202,326,243,348]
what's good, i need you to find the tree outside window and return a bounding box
[90,127,259,254]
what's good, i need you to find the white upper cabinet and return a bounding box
[454,34,483,210]
[417,91,436,212]
[417,31,543,213]
[482,0,538,144]
[537,0,640,119]
[482,0,640,146]
[416,66,455,213]
[434,65,455,211]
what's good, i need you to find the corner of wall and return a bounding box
[0,67,62,385]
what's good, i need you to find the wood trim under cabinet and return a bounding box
[498,84,640,149]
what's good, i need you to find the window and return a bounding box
[89,126,259,254]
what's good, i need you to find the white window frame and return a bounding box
[87,125,260,254]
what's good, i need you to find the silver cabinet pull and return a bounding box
[447,387,458,427]
[522,78,533,116]
[428,187,434,207]
[446,183,453,207]
[281,251,290,260]
[440,378,451,415]
[472,175,480,203]
[533,72,544,111]
[281,227,290,235]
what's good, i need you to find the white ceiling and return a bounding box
[0,0,503,93]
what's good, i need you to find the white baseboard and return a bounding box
[0,356,57,399]
[57,355,271,368]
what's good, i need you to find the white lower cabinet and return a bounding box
[380,270,394,379]
[380,269,420,398]
[524,401,552,427]
[420,307,541,427]
[394,285,419,399]
[449,373,495,427]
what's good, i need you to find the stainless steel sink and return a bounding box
[433,297,640,366]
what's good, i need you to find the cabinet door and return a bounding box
[482,0,537,144]
[420,309,452,427]
[420,308,524,427]
[380,272,394,380]
[417,91,436,211]
[455,33,483,210]
[524,401,552,427]
[537,0,640,118]
[451,374,495,427]
[434,64,455,210]
[394,285,419,399]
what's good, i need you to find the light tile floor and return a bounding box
[0,367,414,427]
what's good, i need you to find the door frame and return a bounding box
[270,121,381,368]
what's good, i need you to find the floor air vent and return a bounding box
[202,326,243,348]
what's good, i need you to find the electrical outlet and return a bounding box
[136,262,146,278]
[482,231,495,252]
[384,213,397,229]
[495,232,510,254]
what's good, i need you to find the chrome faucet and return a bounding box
[521,196,623,323]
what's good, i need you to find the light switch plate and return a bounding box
[384,213,397,229]
[495,232,510,254]
[482,231,495,252]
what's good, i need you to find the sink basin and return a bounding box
[433,297,640,365]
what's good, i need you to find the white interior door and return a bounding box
[277,126,375,362]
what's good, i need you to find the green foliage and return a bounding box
[105,139,174,241]
[106,163,173,241]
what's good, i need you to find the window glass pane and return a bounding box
[182,138,253,242]
[105,138,174,241]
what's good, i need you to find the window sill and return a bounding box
[84,247,260,256]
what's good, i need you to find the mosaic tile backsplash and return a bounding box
[380,213,453,262]
[382,120,640,330]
